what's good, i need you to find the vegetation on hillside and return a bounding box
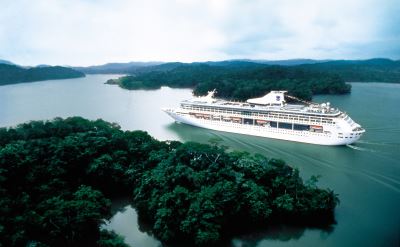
[0,64,85,86]
[0,117,339,246]
[72,61,163,74]
[298,59,400,83]
[105,59,400,99]
[78,58,400,82]
[106,64,350,101]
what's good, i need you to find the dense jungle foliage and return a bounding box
[83,58,400,83]
[106,64,350,101]
[0,117,339,246]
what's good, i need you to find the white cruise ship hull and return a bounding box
[164,110,362,146]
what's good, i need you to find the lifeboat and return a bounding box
[310,125,323,133]
[231,117,242,123]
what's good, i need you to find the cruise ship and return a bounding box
[162,90,365,145]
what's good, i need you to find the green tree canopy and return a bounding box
[0,117,339,246]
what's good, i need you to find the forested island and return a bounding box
[0,117,339,246]
[106,63,350,101]
[81,58,400,81]
[0,64,85,86]
[103,58,400,100]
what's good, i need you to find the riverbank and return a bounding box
[0,64,85,86]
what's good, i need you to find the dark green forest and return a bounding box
[79,58,400,83]
[106,64,350,101]
[297,59,400,83]
[0,64,85,86]
[0,117,339,246]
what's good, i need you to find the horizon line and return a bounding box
[1,57,399,67]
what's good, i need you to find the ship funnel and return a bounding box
[247,91,287,106]
[196,89,217,103]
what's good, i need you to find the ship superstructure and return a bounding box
[163,90,365,145]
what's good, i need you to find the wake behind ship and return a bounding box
[162,90,365,145]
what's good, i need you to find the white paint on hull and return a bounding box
[164,110,362,146]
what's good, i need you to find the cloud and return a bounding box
[0,0,398,66]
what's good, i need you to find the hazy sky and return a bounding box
[1,0,399,66]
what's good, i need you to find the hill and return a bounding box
[0,64,85,86]
[0,59,15,65]
[73,59,333,75]
[73,61,163,74]
[96,58,400,84]
[106,63,350,101]
[133,59,400,83]
[234,59,332,66]
[297,58,400,82]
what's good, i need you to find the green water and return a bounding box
[0,75,399,247]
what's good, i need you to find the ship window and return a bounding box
[270,121,278,128]
[279,122,292,130]
[293,124,310,131]
[243,118,253,125]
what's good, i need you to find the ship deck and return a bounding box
[182,99,341,117]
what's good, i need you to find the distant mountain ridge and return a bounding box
[72,61,163,74]
[0,64,85,86]
[230,58,333,66]
[296,58,400,82]
[73,58,400,83]
[0,59,15,65]
[73,59,331,74]
[1,58,399,85]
